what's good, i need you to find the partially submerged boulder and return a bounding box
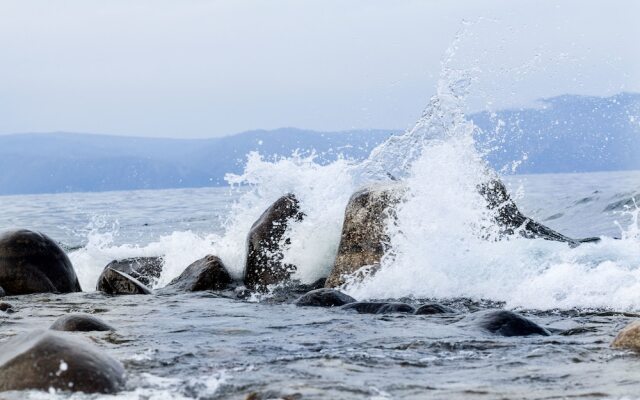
[102,257,163,287]
[244,194,305,291]
[164,255,232,292]
[0,229,82,295]
[325,183,405,288]
[50,313,114,332]
[294,288,356,307]
[96,267,151,295]
[612,321,640,351]
[0,330,125,393]
[342,302,415,314]
[467,310,550,337]
[414,303,455,315]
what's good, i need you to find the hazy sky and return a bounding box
[1,1,638,138]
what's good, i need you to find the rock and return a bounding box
[0,229,82,295]
[294,288,356,307]
[478,179,600,246]
[102,257,163,287]
[0,286,5,297]
[612,321,640,351]
[0,302,14,313]
[326,183,405,288]
[164,255,232,292]
[469,310,550,337]
[342,302,415,314]
[415,303,455,315]
[0,330,126,393]
[244,194,305,291]
[96,267,151,295]
[50,314,114,332]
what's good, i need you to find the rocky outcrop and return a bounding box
[414,303,455,315]
[467,310,550,337]
[341,302,415,314]
[164,255,232,292]
[244,194,305,291]
[294,288,356,307]
[325,183,405,288]
[612,321,640,351]
[96,267,151,295]
[0,229,82,295]
[102,257,163,287]
[50,314,114,332]
[479,179,600,246]
[0,330,125,393]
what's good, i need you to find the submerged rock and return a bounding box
[102,257,163,287]
[164,255,232,292]
[479,179,600,246]
[244,194,305,291]
[294,288,356,307]
[415,303,455,315]
[96,267,151,295]
[326,183,405,288]
[0,330,125,393]
[342,302,415,314]
[0,229,82,295]
[50,314,114,332]
[612,321,640,351]
[0,302,14,313]
[468,310,550,337]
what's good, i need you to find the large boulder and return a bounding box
[0,330,125,393]
[294,288,356,307]
[612,321,640,351]
[102,257,163,287]
[244,194,305,291]
[467,310,550,337]
[0,229,82,295]
[96,267,151,295]
[50,313,114,332]
[164,255,232,292]
[325,183,405,288]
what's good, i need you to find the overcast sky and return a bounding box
[1,1,638,138]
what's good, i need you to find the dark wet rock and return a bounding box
[342,302,415,314]
[559,326,599,336]
[612,321,640,351]
[0,229,82,295]
[50,313,114,332]
[96,267,151,295]
[326,183,405,288]
[0,330,125,393]
[244,194,305,291]
[415,303,455,315]
[164,255,232,292]
[246,391,301,400]
[296,277,327,292]
[479,179,600,247]
[468,310,550,337]
[295,288,356,307]
[0,302,14,313]
[103,257,163,287]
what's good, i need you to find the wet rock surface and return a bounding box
[342,302,416,314]
[0,330,125,393]
[164,255,232,292]
[50,313,114,332]
[294,288,356,307]
[467,309,551,337]
[103,257,163,287]
[244,194,305,291]
[415,303,456,315]
[612,320,640,351]
[97,267,152,295]
[0,229,82,295]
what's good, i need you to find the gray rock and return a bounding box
[342,302,415,314]
[325,183,405,288]
[467,309,550,337]
[244,194,304,291]
[102,257,163,287]
[0,229,82,295]
[0,330,125,393]
[294,288,356,307]
[96,267,151,295]
[164,255,232,292]
[414,303,455,315]
[50,314,114,332]
[0,286,5,297]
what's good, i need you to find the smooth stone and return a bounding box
[342,302,415,314]
[96,267,151,295]
[294,288,356,307]
[102,257,163,287]
[612,321,640,351]
[0,229,82,295]
[0,302,14,313]
[414,303,455,315]
[0,330,125,393]
[50,314,114,332]
[244,194,304,291]
[469,310,550,337]
[164,255,231,292]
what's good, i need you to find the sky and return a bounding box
[0,1,638,138]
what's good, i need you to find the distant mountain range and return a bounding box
[0,93,638,195]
